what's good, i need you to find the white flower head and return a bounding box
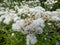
[48,23,52,25]
[0,15,5,22]
[50,16,60,21]
[3,18,12,24]
[13,16,20,22]
[12,23,21,31]
[32,18,45,28]
[16,19,25,27]
[26,34,37,45]
[12,33,14,36]
[45,0,57,5]
[36,27,43,34]
[18,9,23,15]
[51,11,58,16]
[22,5,30,14]
[30,36,37,44]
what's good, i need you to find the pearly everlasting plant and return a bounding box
[0,0,60,45]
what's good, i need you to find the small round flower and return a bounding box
[12,33,14,36]
[44,38,47,40]
[32,18,45,28]
[22,5,30,14]
[51,11,58,16]
[27,34,37,45]
[36,27,43,34]
[30,35,37,44]
[13,16,20,22]
[50,16,60,21]
[48,23,52,25]
[18,9,23,15]
[3,18,12,24]
[12,23,21,31]
[16,19,25,27]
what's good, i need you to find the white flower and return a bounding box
[30,37,37,44]
[30,34,37,44]
[35,6,45,11]
[0,15,5,22]
[45,0,57,5]
[3,18,12,24]
[56,9,60,12]
[51,11,58,16]
[3,12,17,24]
[32,18,45,28]
[26,34,37,45]
[33,6,45,15]
[12,19,25,31]
[12,20,25,31]
[13,16,20,22]
[30,8,35,14]
[22,5,30,14]
[9,9,16,13]
[4,13,13,19]
[30,6,45,17]
[34,11,42,19]
[12,23,21,31]
[0,11,6,15]
[50,16,60,21]
[42,11,51,20]
[18,9,23,15]
[27,14,30,17]
[44,11,52,16]
[24,26,30,34]
[44,38,47,40]
[36,27,43,34]
[26,35,30,45]
[16,19,25,27]
[48,23,52,25]
[12,33,14,36]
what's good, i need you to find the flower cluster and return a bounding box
[0,5,60,45]
[44,0,58,9]
[45,0,57,5]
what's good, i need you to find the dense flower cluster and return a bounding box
[44,0,58,9]
[45,0,57,5]
[0,4,60,45]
